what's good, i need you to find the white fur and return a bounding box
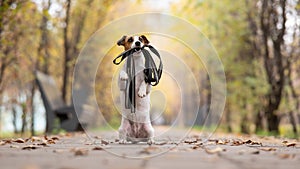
[118,36,154,144]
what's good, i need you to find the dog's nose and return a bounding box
[135,41,141,46]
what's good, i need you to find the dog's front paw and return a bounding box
[120,71,128,80]
[119,139,126,144]
[138,86,147,98]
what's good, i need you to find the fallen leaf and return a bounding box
[216,140,227,145]
[14,138,25,143]
[184,139,198,144]
[232,141,243,146]
[0,141,6,146]
[22,145,39,150]
[93,136,101,139]
[47,139,55,144]
[251,150,260,154]
[191,144,203,150]
[101,139,109,145]
[243,140,252,144]
[30,136,42,142]
[44,135,48,140]
[50,136,59,141]
[205,147,226,154]
[286,143,296,147]
[92,146,104,151]
[74,149,88,156]
[3,139,12,144]
[282,140,288,144]
[37,142,48,146]
[278,153,295,159]
[260,147,276,151]
[243,140,262,146]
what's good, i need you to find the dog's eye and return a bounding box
[128,37,133,42]
[139,37,143,42]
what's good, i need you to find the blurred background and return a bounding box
[0,0,300,138]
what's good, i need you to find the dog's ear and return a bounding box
[117,35,126,46]
[140,35,150,44]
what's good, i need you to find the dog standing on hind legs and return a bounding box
[116,35,155,144]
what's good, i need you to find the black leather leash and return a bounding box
[113,45,163,113]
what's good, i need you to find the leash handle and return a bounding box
[112,47,141,65]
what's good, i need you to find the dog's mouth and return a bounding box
[133,47,142,53]
[134,48,141,52]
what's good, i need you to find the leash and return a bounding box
[113,45,163,113]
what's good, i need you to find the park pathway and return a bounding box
[0,126,299,169]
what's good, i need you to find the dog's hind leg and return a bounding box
[143,123,155,145]
[118,118,131,144]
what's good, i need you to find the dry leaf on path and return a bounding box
[278,153,296,159]
[205,147,226,154]
[51,136,59,141]
[22,145,39,150]
[46,139,56,144]
[92,146,104,151]
[191,144,203,150]
[286,143,296,147]
[101,139,109,145]
[14,138,25,143]
[260,147,276,151]
[30,136,42,142]
[216,140,228,145]
[231,140,244,146]
[184,139,198,144]
[37,142,48,146]
[251,150,260,154]
[0,141,6,146]
[243,140,262,146]
[71,148,89,156]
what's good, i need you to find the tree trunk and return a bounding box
[21,102,27,134]
[260,0,287,134]
[62,0,71,102]
[255,111,264,133]
[289,111,298,136]
[30,83,36,136]
[12,105,18,134]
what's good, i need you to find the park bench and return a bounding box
[35,71,83,132]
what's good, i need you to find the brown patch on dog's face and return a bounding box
[117,35,150,51]
[117,35,133,50]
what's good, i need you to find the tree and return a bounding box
[259,0,287,133]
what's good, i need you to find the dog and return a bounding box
[116,35,154,144]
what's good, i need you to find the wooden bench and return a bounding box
[35,71,83,132]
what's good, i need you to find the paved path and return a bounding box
[0,126,299,169]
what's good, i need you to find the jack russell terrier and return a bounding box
[116,35,155,144]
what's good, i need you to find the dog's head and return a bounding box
[117,35,150,52]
